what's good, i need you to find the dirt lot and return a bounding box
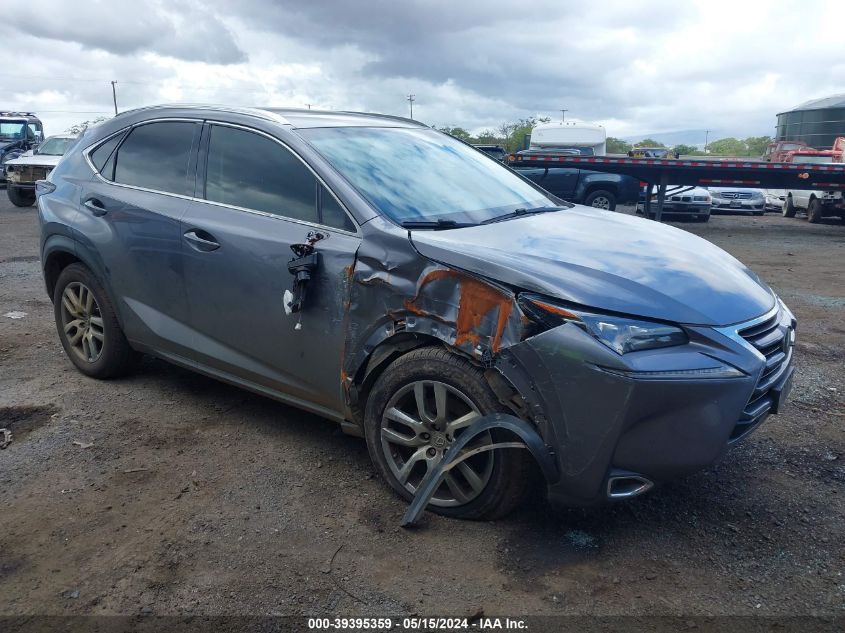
[1,197,844,620]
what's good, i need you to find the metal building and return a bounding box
[776,94,845,149]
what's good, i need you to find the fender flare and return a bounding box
[400,413,559,527]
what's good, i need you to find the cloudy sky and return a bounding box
[4,0,844,141]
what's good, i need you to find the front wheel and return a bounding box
[364,347,529,520]
[584,189,617,211]
[7,185,35,207]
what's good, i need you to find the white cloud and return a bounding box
[3,0,844,141]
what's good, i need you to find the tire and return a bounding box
[807,198,823,224]
[364,347,530,520]
[584,189,617,211]
[7,185,35,207]
[53,263,139,378]
[782,195,796,218]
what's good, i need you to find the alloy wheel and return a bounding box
[380,380,494,507]
[60,282,105,363]
[591,196,611,209]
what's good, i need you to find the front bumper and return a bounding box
[497,302,795,506]
[712,199,765,212]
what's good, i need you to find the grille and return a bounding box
[720,191,752,200]
[670,196,693,202]
[15,166,49,182]
[731,309,791,441]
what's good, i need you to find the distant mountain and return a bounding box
[621,128,771,148]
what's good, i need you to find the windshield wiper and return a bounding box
[480,206,567,225]
[401,219,476,230]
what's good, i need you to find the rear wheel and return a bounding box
[7,186,35,207]
[782,195,796,218]
[53,263,139,378]
[807,198,823,223]
[584,189,617,211]
[364,347,529,520]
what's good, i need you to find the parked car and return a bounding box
[637,185,711,222]
[0,111,44,182]
[5,134,77,206]
[764,189,786,212]
[628,147,670,158]
[783,189,845,222]
[38,105,796,520]
[781,154,845,223]
[510,159,640,210]
[472,144,507,162]
[709,187,766,215]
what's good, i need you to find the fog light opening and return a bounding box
[607,474,654,499]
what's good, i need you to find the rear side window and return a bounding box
[205,125,318,224]
[90,132,126,179]
[113,121,197,196]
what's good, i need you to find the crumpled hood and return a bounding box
[409,206,775,326]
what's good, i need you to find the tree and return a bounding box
[744,135,773,157]
[65,116,109,135]
[438,126,472,142]
[634,138,666,148]
[474,129,501,145]
[498,116,551,153]
[707,137,747,156]
[606,137,632,154]
[672,144,700,156]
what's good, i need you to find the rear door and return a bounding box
[76,120,201,354]
[180,122,360,416]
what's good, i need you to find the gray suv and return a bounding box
[37,105,796,520]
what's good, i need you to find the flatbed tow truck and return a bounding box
[507,153,845,221]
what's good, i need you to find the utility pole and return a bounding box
[407,94,415,119]
[304,103,312,110]
[110,81,118,115]
[560,109,568,123]
[704,129,710,154]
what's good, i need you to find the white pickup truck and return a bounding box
[782,155,845,223]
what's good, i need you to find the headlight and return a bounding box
[520,295,688,354]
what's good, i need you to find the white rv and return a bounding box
[529,121,607,156]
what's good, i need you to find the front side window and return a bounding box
[113,121,197,196]
[205,125,318,224]
[299,127,554,225]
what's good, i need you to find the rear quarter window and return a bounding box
[112,121,198,196]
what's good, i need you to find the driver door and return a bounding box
[180,122,360,417]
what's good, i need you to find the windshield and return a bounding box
[0,121,26,141]
[299,127,554,225]
[36,137,75,156]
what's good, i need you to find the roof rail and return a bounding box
[0,111,37,117]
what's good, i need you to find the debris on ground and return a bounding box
[0,428,11,449]
[72,440,94,449]
[3,311,27,319]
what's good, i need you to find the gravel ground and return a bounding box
[1,197,843,619]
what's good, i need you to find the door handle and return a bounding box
[183,229,220,252]
[82,198,107,217]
